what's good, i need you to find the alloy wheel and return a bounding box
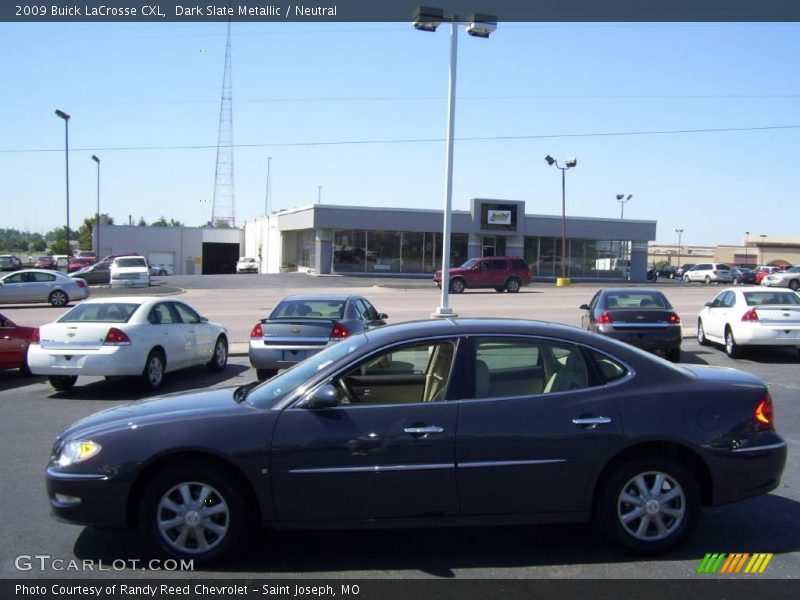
[156,482,230,555]
[617,471,687,543]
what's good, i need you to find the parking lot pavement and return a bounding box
[1,344,799,579]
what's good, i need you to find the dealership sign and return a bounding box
[487,210,512,225]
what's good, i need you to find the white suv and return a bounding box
[110,256,150,288]
[683,262,734,284]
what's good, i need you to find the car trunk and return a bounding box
[607,309,676,331]
[755,306,800,326]
[258,318,337,346]
[39,323,113,350]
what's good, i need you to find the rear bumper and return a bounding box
[249,341,328,369]
[706,439,787,506]
[730,325,800,346]
[596,326,682,350]
[28,345,142,376]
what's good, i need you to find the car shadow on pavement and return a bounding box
[71,493,800,577]
[0,372,45,392]
[44,364,252,402]
[736,347,800,364]
[675,349,711,365]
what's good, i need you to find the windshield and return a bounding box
[460,259,478,269]
[247,335,368,408]
[58,302,141,323]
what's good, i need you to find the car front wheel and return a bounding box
[596,457,700,553]
[48,290,69,306]
[683,275,690,283]
[725,327,742,358]
[139,463,250,564]
[207,336,228,371]
[697,320,709,346]
[449,278,466,294]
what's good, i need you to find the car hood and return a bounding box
[57,386,249,440]
[680,364,765,388]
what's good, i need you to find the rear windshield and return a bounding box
[270,299,346,319]
[743,291,800,306]
[115,258,147,268]
[606,292,669,309]
[58,303,141,323]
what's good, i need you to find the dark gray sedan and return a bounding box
[46,318,786,564]
[581,288,682,362]
[248,294,388,381]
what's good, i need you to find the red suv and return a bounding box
[434,256,532,293]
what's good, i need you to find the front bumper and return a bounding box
[249,341,329,369]
[46,466,129,528]
[28,345,142,376]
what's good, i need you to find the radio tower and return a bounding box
[211,20,235,227]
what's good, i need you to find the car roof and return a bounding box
[280,294,358,302]
[599,288,666,295]
[77,297,184,305]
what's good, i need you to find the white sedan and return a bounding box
[696,287,800,358]
[0,269,89,306]
[28,297,228,392]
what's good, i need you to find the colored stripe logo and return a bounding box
[697,553,773,574]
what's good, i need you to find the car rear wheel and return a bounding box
[142,350,165,390]
[19,353,32,377]
[139,462,249,564]
[683,275,690,283]
[666,348,681,363]
[449,278,466,294]
[697,320,709,346]
[505,278,521,293]
[725,327,742,358]
[704,275,711,284]
[790,279,800,292]
[256,369,278,382]
[48,290,69,307]
[49,375,77,391]
[596,457,700,553]
[207,336,228,371]
[732,277,740,285]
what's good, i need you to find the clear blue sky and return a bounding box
[1,21,799,246]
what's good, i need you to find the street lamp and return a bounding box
[744,231,750,267]
[616,194,632,219]
[413,6,497,317]
[759,234,767,264]
[545,155,577,283]
[55,109,71,257]
[616,194,632,279]
[91,155,100,256]
[675,228,684,274]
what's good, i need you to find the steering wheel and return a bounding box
[337,377,359,404]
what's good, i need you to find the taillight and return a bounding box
[31,328,40,344]
[103,328,131,346]
[75,279,86,288]
[331,322,350,338]
[755,393,774,426]
[597,312,612,325]
[250,322,263,338]
[742,308,759,322]
[668,313,681,324]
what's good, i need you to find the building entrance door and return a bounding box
[482,236,496,257]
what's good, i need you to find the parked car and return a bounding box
[0,255,22,271]
[656,265,678,278]
[28,297,228,391]
[68,257,96,273]
[580,288,681,361]
[683,262,733,284]
[697,287,800,358]
[730,267,756,285]
[646,268,658,281]
[0,313,36,375]
[69,261,111,285]
[760,267,800,291]
[33,256,56,269]
[74,251,97,260]
[149,264,173,276]
[675,263,695,278]
[249,294,388,381]
[236,257,259,273]
[109,256,150,288]
[45,318,787,564]
[0,269,89,307]
[434,256,532,293]
[753,266,780,285]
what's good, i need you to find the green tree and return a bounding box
[214,219,231,229]
[30,239,47,252]
[168,218,183,227]
[151,216,168,227]
[77,214,115,250]
[137,217,147,226]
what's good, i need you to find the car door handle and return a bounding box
[572,416,612,429]
[404,426,444,435]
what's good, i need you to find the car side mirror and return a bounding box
[704,302,712,307]
[378,313,388,319]
[299,384,341,409]
[579,304,590,310]
[200,316,209,323]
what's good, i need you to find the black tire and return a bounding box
[789,279,800,292]
[48,290,69,307]
[683,275,690,283]
[725,327,741,358]
[704,275,711,284]
[158,270,168,276]
[494,287,505,293]
[732,277,739,285]
[666,348,681,363]
[207,336,228,372]
[697,319,709,346]
[141,350,166,391]
[19,350,32,377]
[256,369,278,382]
[49,375,77,391]
[596,456,701,554]
[138,462,250,565]
[505,278,521,293]
[449,278,466,294]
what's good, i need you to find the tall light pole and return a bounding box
[317,185,322,205]
[759,234,767,264]
[545,155,577,283]
[616,194,632,279]
[744,231,750,267]
[675,228,684,274]
[91,155,100,256]
[55,109,71,257]
[616,193,632,219]
[413,6,497,316]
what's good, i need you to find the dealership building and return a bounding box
[96,199,657,280]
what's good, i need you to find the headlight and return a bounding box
[57,440,102,467]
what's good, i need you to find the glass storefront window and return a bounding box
[282,230,315,271]
[368,231,402,273]
[402,232,425,274]
[333,230,367,272]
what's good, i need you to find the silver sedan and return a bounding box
[0,269,89,307]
